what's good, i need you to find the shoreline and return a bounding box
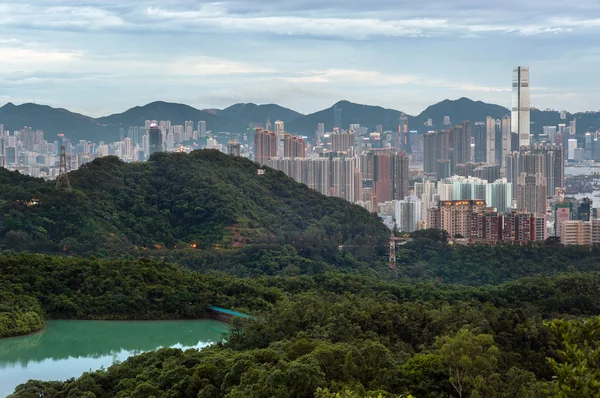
[1,308,245,340]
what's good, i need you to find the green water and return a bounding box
[0,319,229,397]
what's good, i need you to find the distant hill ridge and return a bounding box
[1,98,599,142]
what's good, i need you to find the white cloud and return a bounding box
[282,69,417,84]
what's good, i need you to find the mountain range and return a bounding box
[1,98,599,143]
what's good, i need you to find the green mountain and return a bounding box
[218,103,304,127]
[286,100,408,135]
[96,101,238,133]
[3,98,599,143]
[0,102,113,142]
[415,97,510,129]
[0,149,388,265]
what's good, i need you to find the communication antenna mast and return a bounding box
[56,145,72,191]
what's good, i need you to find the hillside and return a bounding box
[287,100,410,135]
[415,97,510,129]
[218,103,304,126]
[0,150,388,265]
[3,99,598,143]
[0,102,115,142]
[96,101,239,133]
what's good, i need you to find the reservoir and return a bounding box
[0,319,228,397]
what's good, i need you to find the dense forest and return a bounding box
[2,252,600,397]
[0,150,388,263]
[2,152,600,396]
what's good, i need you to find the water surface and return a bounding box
[0,319,228,397]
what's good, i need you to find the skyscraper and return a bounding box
[333,105,343,130]
[399,114,410,153]
[392,151,409,201]
[254,129,278,165]
[148,123,163,156]
[198,121,207,138]
[517,173,547,214]
[501,116,511,167]
[452,121,472,165]
[275,120,285,138]
[473,122,486,162]
[485,117,496,164]
[316,123,325,143]
[511,66,531,148]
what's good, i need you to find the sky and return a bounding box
[1,0,600,117]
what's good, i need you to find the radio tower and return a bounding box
[388,234,398,278]
[56,145,72,191]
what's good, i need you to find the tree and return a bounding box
[437,329,500,398]
[546,316,600,397]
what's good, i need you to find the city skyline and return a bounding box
[1,1,600,116]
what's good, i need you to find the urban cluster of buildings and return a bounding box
[251,67,600,245]
[0,118,243,178]
[2,66,600,246]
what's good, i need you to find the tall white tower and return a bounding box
[511,66,531,148]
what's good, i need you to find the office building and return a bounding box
[148,123,163,156]
[512,66,531,148]
[227,140,241,156]
[316,123,325,143]
[333,105,343,130]
[568,139,578,160]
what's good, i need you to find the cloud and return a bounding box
[2,2,599,38]
[0,0,598,116]
[281,69,418,84]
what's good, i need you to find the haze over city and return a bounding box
[1,0,600,116]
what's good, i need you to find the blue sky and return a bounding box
[0,0,599,117]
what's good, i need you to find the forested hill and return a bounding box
[0,150,388,261]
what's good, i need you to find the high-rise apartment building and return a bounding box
[451,121,472,165]
[198,121,207,137]
[274,120,285,138]
[436,199,487,238]
[391,151,409,201]
[399,114,410,153]
[512,66,531,148]
[485,117,496,164]
[501,116,511,167]
[560,221,592,245]
[473,122,486,162]
[331,131,355,153]
[423,130,450,175]
[254,129,278,165]
[316,123,325,143]
[395,193,423,233]
[516,173,547,214]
